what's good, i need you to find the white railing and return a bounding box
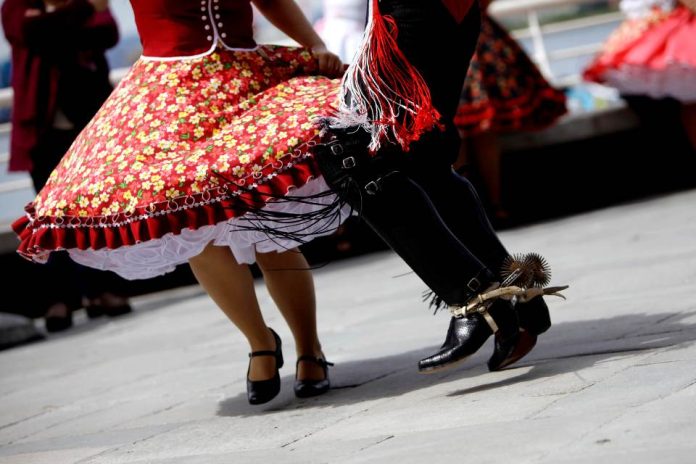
[491,0,604,15]
[490,0,621,86]
[0,178,31,194]
[0,87,10,109]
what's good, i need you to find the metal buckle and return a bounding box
[330,144,344,156]
[364,180,380,195]
[342,156,356,169]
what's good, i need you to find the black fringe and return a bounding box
[210,170,364,269]
[422,288,447,314]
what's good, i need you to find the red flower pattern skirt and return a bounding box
[455,15,567,136]
[13,46,350,279]
[584,5,696,102]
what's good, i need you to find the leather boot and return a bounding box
[419,299,519,373]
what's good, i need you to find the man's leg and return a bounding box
[384,0,553,369]
[314,130,521,372]
[405,132,552,370]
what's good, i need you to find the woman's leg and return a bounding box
[255,249,326,380]
[188,243,277,381]
[469,131,506,218]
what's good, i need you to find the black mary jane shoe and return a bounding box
[85,303,133,319]
[418,300,518,373]
[45,312,73,333]
[487,296,551,372]
[294,355,334,398]
[247,328,284,405]
[44,303,74,333]
[85,294,133,319]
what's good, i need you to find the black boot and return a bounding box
[419,299,519,373]
[487,296,551,371]
[517,296,552,335]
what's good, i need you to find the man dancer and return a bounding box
[313,0,565,372]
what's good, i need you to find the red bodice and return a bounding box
[130,0,256,59]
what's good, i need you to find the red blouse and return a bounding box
[130,0,256,59]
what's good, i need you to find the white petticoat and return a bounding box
[604,63,696,102]
[69,177,351,280]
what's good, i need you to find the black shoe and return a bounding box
[44,304,74,333]
[85,293,133,319]
[86,303,132,319]
[294,355,334,398]
[517,296,551,335]
[246,328,284,405]
[487,296,550,372]
[85,305,104,319]
[418,300,518,373]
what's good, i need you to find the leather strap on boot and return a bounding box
[313,128,404,199]
[448,281,569,341]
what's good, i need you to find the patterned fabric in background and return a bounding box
[455,15,567,136]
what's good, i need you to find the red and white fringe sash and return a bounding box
[328,0,442,152]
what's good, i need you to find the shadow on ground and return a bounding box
[217,311,696,417]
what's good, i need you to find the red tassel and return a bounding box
[331,0,442,152]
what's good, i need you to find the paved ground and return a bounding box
[1,189,695,464]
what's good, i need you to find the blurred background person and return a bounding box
[584,0,696,151]
[314,0,367,62]
[454,0,568,221]
[2,0,131,332]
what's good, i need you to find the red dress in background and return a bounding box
[584,0,696,102]
[455,13,567,135]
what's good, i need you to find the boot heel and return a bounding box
[517,296,551,335]
[487,297,551,371]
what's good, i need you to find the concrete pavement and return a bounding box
[1,189,695,464]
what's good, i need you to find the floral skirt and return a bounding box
[583,5,696,102]
[455,15,567,136]
[13,46,350,279]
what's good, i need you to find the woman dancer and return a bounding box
[13,0,346,404]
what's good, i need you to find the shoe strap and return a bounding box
[296,355,334,368]
[249,350,277,358]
